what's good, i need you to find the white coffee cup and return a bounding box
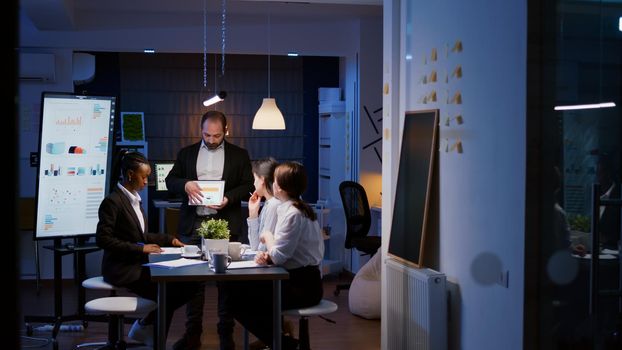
[182,245,200,256]
[228,242,247,260]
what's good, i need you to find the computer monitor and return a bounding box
[155,162,175,191]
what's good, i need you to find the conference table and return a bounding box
[148,253,289,350]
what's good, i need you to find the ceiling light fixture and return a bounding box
[554,102,616,111]
[252,14,285,130]
[202,0,228,107]
[203,91,227,107]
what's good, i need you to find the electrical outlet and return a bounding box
[497,270,509,288]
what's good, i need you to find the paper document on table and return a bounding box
[145,258,208,269]
[601,249,619,255]
[188,180,225,206]
[571,254,617,260]
[228,261,268,269]
[159,247,182,254]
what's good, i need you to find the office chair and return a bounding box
[334,181,381,296]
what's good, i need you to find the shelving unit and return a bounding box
[317,88,347,275]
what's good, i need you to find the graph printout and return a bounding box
[35,93,116,239]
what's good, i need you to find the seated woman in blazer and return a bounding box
[225,161,324,349]
[96,151,199,346]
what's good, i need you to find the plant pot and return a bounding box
[202,238,229,260]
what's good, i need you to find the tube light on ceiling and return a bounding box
[203,91,227,107]
[554,102,616,111]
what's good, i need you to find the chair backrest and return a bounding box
[339,181,371,249]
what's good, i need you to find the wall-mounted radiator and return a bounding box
[386,258,447,350]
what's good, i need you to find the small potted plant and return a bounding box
[197,218,230,258]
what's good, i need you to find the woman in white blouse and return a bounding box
[247,157,281,251]
[225,162,324,349]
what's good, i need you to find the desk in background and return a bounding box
[152,200,182,233]
[148,254,289,350]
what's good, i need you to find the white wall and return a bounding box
[358,18,383,208]
[382,0,527,349]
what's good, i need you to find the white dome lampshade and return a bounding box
[252,98,286,130]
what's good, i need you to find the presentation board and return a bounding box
[388,109,438,267]
[35,92,116,240]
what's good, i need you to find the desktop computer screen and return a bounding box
[155,162,175,191]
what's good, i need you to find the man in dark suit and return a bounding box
[166,110,254,350]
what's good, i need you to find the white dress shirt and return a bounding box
[247,196,282,251]
[196,140,225,216]
[117,183,145,234]
[269,200,324,270]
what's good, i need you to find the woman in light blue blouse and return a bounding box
[225,162,324,349]
[247,157,281,251]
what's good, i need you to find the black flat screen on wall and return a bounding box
[388,109,438,267]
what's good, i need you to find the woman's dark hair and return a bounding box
[200,110,227,130]
[274,162,316,221]
[252,157,279,195]
[110,150,148,189]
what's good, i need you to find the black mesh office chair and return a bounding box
[334,181,381,296]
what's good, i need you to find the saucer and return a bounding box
[181,253,202,259]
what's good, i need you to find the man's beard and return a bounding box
[206,140,223,150]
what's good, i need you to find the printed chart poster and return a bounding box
[36,93,116,239]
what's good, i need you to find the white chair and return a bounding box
[76,277,155,350]
[282,300,338,350]
[75,276,120,349]
[243,299,338,350]
[82,297,156,349]
[82,276,120,297]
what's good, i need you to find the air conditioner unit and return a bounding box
[19,53,56,82]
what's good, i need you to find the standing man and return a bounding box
[166,110,254,350]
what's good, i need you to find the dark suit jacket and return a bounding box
[96,186,174,286]
[600,182,621,249]
[166,140,254,240]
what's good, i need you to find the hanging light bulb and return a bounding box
[252,14,285,130]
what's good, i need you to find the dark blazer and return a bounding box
[166,140,254,240]
[96,186,174,286]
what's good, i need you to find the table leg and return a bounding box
[156,281,167,350]
[159,207,166,233]
[272,280,281,350]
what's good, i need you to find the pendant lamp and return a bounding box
[252,14,285,130]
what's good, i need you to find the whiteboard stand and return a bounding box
[23,237,101,350]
